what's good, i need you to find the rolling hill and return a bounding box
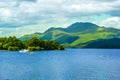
[20,22,120,48]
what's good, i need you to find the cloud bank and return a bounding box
[0,0,120,36]
[100,17,120,29]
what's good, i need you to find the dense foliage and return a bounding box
[0,36,64,51]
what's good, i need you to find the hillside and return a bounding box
[83,38,120,48]
[20,22,120,48]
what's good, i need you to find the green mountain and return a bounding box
[20,22,120,48]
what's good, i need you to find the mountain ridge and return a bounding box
[20,22,120,48]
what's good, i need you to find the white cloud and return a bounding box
[0,8,12,21]
[100,17,120,29]
[0,0,119,28]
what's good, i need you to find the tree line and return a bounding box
[0,36,64,51]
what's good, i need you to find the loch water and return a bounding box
[0,49,120,80]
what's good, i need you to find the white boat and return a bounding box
[19,49,29,53]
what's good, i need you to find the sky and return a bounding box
[0,0,120,37]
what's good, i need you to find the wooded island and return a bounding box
[0,36,64,51]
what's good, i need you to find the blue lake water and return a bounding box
[0,49,120,80]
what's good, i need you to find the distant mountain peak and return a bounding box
[66,22,99,33]
[68,22,99,28]
[44,22,100,33]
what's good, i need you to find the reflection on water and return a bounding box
[0,49,120,80]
